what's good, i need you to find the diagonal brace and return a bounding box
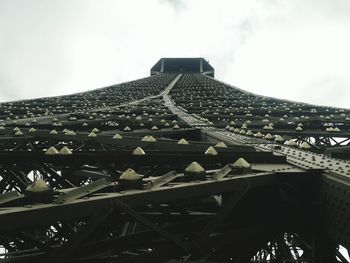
[115,199,192,253]
[195,180,250,246]
[55,178,109,203]
[43,205,114,263]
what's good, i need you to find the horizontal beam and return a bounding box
[0,191,24,205]
[0,172,277,232]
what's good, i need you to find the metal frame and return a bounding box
[0,65,349,262]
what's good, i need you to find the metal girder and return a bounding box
[40,163,75,188]
[192,180,250,254]
[55,178,110,203]
[161,73,350,261]
[212,165,231,180]
[0,150,284,165]
[44,205,114,263]
[72,169,111,180]
[146,171,179,189]
[1,165,31,191]
[115,199,192,253]
[0,171,277,232]
[0,191,24,205]
[0,68,350,263]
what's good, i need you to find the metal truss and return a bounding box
[0,67,349,262]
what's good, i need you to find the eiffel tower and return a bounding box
[0,58,349,263]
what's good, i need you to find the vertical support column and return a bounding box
[161,59,165,73]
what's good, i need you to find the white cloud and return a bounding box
[224,0,350,108]
[0,0,349,108]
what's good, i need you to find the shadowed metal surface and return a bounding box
[0,59,349,263]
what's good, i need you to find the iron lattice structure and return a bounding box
[0,58,349,263]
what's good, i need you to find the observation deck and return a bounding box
[151,57,214,77]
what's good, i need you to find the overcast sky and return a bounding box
[0,0,349,108]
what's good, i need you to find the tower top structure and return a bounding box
[151,57,214,77]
